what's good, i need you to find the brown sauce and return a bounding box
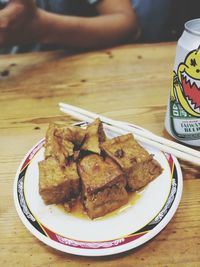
[57,189,143,220]
[101,190,142,220]
[57,199,88,220]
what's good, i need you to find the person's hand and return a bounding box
[0,0,139,50]
[0,0,42,46]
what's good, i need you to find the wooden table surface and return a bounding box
[0,42,200,267]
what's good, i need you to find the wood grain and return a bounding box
[0,43,200,266]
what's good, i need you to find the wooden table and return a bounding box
[0,43,200,266]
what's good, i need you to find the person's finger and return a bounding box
[0,1,28,29]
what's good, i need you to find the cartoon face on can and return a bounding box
[172,47,200,117]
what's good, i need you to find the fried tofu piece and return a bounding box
[63,161,80,197]
[81,118,106,154]
[45,123,85,166]
[78,154,128,219]
[101,134,162,191]
[39,157,80,204]
[54,125,86,148]
[45,123,72,165]
[84,184,128,220]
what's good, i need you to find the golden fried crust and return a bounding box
[45,123,85,166]
[101,134,162,190]
[127,158,162,190]
[39,157,71,204]
[54,125,86,147]
[84,183,128,219]
[63,161,80,197]
[45,123,73,166]
[78,154,126,194]
[39,158,80,204]
[81,118,106,154]
[101,134,150,169]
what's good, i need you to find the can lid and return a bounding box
[185,18,200,36]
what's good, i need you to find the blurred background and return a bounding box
[165,0,200,41]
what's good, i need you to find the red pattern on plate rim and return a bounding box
[42,224,147,249]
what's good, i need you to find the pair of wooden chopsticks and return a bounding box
[59,102,200,166]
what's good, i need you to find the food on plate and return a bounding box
[81,118,106,154]
[78,154,128,219]
[45,123,85,166]
[38,119,162,219]
[39,157,80,204]
[101,134,163,191]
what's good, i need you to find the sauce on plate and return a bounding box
[57,189,143,220]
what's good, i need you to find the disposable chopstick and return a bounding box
[59,103,200,165]
[59,107,200,165]
[59,102,200,158]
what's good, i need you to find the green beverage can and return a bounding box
[165,18,200,146]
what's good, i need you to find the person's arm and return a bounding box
[40,0,139,48]
[0,0,139,48]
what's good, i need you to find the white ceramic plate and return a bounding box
[13,123,183,256]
